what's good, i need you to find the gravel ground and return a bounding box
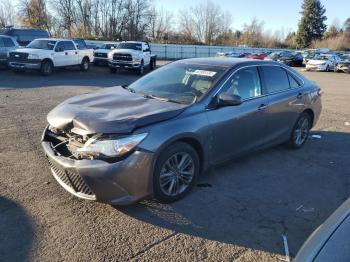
[0,64,349,261]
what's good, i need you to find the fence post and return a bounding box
[194,46,197,57]
[180,46,183,59]
[164,45,167,60]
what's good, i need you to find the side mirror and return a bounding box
[217,92,242,107]
[55,47,64,52]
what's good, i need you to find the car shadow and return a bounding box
[116,131,350,257]
[0,197,35,261]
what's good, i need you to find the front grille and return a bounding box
[9,52,29,61]
[94,52,107,58]
[113,53,132,61]
[47,157,94,196]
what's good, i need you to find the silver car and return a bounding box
[42,58,322,205]
[0,35,20,66]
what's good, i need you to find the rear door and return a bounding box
[63,41,79,65]
[260,65,305,144]
[53,41,69,67]
[206,66,269,164]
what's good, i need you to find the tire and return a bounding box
[153,142,200,203]
[288,112,311,149]
[40,60,53,76]
[109,67,117,74]
[138,60,144,75]
[150,58,156,71]
[80,58,89,72]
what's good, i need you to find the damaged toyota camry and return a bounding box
[42,58,322,205]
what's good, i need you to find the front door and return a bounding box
[206,66,269,165]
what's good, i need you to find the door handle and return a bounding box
[297,92,304,99]
[65,52,68,55]
[257,104,267,111]
[75,52,78,54]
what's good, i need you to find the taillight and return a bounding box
[317,88,324,96]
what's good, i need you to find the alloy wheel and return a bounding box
[159,152,195,197]
[293,117,309,146]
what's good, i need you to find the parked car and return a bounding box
[277,52,304,67]
[0,35,19,67]
[8,38,94,75]
[93,42,119,66]
[0,27,49,46]
[42,58,322,205]
[216,52,251,58]
[108,41,157,75]
[246,52,268,60]
[295,198,350,262]
[264,51,290,61]
[334,54,350,73]
[302,49,331,66]
[306,54,339,72]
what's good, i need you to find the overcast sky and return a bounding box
[154,0,349,33]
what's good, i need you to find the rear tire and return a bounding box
[80,58,89,72]
[40,60,53,76]
[153,142,200,203]
[287,112,311,149]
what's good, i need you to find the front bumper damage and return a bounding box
[41,126,154,205]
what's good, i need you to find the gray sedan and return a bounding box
[42,58,322,205]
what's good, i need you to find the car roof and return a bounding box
[174,57,282,69]
[31,38,74,41]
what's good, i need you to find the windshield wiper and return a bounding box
[122,85,135,93]
[142,93,184,104]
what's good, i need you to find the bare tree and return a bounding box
[19,0,52,31]
[178,1,231,45]
[0,0,16,27]
[149,7,173,42]
[51,0,77,37]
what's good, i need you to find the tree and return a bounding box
[19,0,52,31]
[295,0,327,48]
[178,1,231,45]
[344,18,350,35]
[0,0,16,27]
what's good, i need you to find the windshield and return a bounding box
[27,39,56,50]
[313,55,329,61]
[102,44,116,50]
[128,63,228,105]
[118,43,142,50]
[339,55,350,62]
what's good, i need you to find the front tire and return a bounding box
[40,60,53,76]
[288,112,311,149]
[80,58,89,72]
[153,142,200,203]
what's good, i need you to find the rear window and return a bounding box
[288,74,301,88]
[63,41,76,50]
[261,66,290,93]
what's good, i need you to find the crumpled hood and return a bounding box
[47,87,188,135]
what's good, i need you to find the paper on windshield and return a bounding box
[192,70,217,77]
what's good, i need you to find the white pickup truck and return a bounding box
[108,41,157,75]
[8,38,94,75]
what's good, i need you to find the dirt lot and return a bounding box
[0,64,349,261]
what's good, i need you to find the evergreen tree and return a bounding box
[296,0,327,48]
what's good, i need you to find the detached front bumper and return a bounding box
[9,60,41,70]
[41,129,155,205]
[108,60,141,69]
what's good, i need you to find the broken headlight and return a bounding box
[77,133,148,158]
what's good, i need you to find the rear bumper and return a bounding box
[9,60,41,70]
[42,128,155,205]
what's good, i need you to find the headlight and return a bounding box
[28,54,39,59]
[133,56,141,62]
[77,133,148,158]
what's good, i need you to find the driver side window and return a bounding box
[222,67,262,100]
